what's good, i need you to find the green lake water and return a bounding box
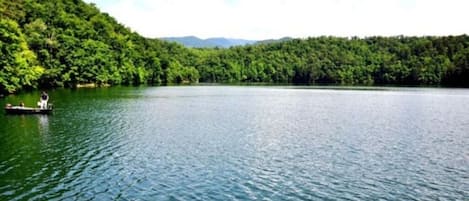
[1,86,468,200]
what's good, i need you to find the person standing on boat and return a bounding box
[40,91,49,109]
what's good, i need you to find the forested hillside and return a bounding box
[0,0,199,93]
[198,36,469,85]
[1,0,469,93]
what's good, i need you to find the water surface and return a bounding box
[1,86,468,200]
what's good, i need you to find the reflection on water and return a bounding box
[38,115,49,134]
[0,86,468,200]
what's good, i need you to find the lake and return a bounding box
[1,86,468,200]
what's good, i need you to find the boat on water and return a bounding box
[4,105,53,115]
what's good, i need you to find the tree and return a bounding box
[0,19,43,93]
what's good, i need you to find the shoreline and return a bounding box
[2,82,468,96]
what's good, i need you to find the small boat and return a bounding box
[4,106,53,115]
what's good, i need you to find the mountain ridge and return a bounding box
[160,36,257,48]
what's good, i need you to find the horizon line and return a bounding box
[155,34,469,41]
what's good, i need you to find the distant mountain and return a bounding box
[161,36,257,48]
[256,37,294,44]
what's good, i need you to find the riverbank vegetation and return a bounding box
[1,0,469,93]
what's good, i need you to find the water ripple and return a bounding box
[1,86,469,200]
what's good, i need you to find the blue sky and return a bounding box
[85,0,469,40]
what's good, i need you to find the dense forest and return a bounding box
[1,0,469,94]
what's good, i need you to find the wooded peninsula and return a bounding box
[1,0,469,94]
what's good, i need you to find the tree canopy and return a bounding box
[1,0,468,93]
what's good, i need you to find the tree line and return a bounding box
[197,36,469,86]
[1,0,468,94]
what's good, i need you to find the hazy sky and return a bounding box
[84,0,469,40]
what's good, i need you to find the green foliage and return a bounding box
[0,18,43,93]
[164,60,199,84]
[1,0,469,94]
[195,36,469,86]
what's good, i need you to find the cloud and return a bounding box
[86,0,469,40]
